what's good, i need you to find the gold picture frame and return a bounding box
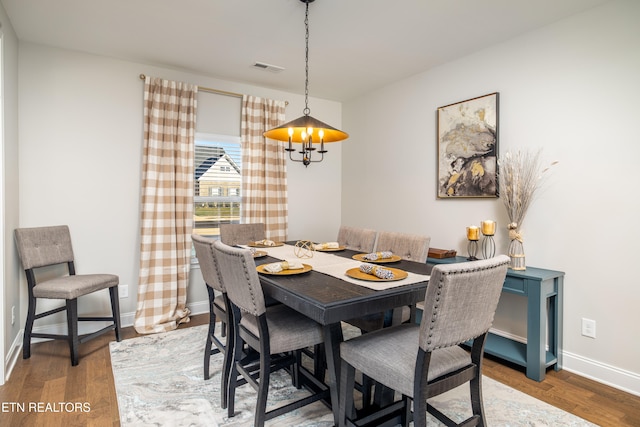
[437,92,499,198]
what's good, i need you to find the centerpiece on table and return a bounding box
[497,149,557,270]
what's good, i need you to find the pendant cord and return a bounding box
[303,1,311,116]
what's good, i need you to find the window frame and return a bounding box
[193,132,242,240]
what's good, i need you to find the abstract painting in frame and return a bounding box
[437,92,499,198]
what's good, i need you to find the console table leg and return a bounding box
[554,276,564,371]
[527,284,546,381]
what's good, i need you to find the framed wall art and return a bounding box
[437,92,499,198]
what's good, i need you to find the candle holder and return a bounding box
[480,220,496,259]
[467,240,479,261]
[466,225,480,260]
[481,235,496,259]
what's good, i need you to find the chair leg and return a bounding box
[221,312,235,410]
[109,286,122,342]
[23,295,37,360]
[400,395,411,427]
[470,371,486,427]
[254,351,271,427]
[205,287,217,381]
[227,313,244,418]
[373,380,396,407]
[292,350,302,389]
[362,374,373,408]
[204,311,216,381]
[339,359,356,427]
[66,298,79,366]
[413,392,427,427]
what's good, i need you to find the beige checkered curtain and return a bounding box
[134,76,197,334]
[241,95,288,241]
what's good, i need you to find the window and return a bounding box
[193,133,242,237]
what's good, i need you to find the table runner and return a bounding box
[246,244,430,291]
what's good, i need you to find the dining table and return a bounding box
[249,241,432,425]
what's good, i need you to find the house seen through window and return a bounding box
[193,133,241,238]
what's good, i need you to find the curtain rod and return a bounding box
[139,74,288,105]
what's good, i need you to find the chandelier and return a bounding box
[263,0,348,167]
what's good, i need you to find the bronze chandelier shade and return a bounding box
[263,115,348,143]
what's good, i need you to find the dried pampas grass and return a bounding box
[497,149,557,235]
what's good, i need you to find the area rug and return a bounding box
[110,325,598,426]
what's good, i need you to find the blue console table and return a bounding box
[427,256,564,381]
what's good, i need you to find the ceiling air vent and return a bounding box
[253,62,285,73]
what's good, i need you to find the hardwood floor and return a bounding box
[1,314,638,426]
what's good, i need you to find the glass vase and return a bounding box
[508,238,526,270]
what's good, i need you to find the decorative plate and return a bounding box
[248,241,284,248]
[252,250,268,258]
[256,263,313,275]
[315,245,346,252]
[352,253,402,263]
[345,267,408,282]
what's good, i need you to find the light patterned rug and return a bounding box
[110,325,598,426]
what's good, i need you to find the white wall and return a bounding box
[1,0,21,383]
[14,43,342,339]
[342,0,640,394]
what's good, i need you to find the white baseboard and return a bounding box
[491,328,640,397]
[4,331,22,382]
[562,350,640,397]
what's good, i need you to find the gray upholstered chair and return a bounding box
[213,240,329,427]
[375,230,431,263]
[338,255,510,427]
[336,225,377,253]
[376,231,431,325]
[219,222,266,246]
[191,234,232,407]
[346,230,432,407]
[346,231,431,333]
[14,225,121,366]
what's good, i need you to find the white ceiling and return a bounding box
[1,0,611,102]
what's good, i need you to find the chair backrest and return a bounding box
[213,240,266,317]
[15,225,75,270]
[219,223,266,246]
[375,231,431,263]
[337,225,377,253]
[419,255,509,352]
[192,234,225,293]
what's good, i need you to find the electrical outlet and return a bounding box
[11,306,15,325]
[119,284,129,299]
[581,318,596,338]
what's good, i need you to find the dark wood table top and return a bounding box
[255,246,432,325]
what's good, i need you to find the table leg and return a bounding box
[323,323,343,426]
[526,283,546,381]
[553,276,564,371]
